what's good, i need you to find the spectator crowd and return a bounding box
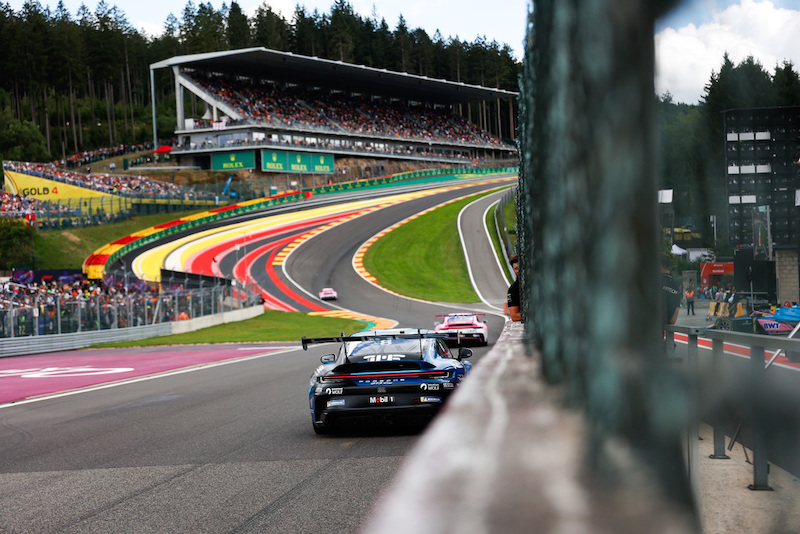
[0,277,139,336]
[4,161,209,200]
[0,274,252,338]
[61,143,156,169]
[186,71,511,152]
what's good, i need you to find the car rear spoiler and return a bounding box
[302,331,447,351]
[434,313,485,318]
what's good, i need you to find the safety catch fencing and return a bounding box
[665,325,800,491]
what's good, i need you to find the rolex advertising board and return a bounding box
[262,150,288,172]
[211,151,255,171]
[312,154,334,173]
[261,150,333,174]
[288,152,311,172]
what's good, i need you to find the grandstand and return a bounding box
[149,48,518,175]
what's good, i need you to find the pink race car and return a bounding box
[318,287,338,300]
[434,313,488,346]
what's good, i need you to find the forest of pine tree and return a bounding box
[0,0,521,163]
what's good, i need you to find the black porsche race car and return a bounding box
[302,328,473,434]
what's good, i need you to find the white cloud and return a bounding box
[656,0,800,104]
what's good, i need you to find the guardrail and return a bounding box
[0,323,173,357]
[665,324,800,490]
[0,303,263,358]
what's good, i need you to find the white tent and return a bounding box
[671,243,688,255]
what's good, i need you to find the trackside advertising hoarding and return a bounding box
[4,170,119,203]
[211,151,255,171]
[261,150,334,174]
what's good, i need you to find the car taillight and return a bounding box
[321,370,450,381]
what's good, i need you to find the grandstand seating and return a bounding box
[185,71,508,150]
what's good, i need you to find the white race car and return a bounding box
[434,313,488,346]
[318,287,338,300]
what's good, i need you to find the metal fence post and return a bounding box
[686,328,703,496]
[710,338,730,459]
[748,343,772,490]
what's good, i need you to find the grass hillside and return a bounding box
[35,211,205,270]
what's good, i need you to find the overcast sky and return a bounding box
[7,0,800,105]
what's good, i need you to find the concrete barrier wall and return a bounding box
[363,321,698,533]
[171,305,264,335]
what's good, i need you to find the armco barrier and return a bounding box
[0,323,172,358]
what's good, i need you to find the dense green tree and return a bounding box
[253,3,289,51]
[393,15,410,72]
[327,0,356,62]
[658,93,701,225]
[429,31,448,80]
[227,1,250,49]
[151,14,182,59]
[409,28,433,76]
[289,6,320,56]
[772,60,800,107]
[193,2,227,53]
[445,36,466,82]
[0,218,38,270]
[370,17,392,68]
[0,114,49,162]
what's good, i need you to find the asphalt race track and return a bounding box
[0,175,516,533]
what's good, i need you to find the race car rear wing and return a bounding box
[434,313,485,318]
[301,331,447,351]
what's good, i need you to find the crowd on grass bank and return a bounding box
[60,142,156,169]
[4,161,214,201]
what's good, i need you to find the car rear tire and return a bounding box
[312,421,330,435]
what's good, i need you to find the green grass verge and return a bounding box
[35,210,207,270]
[93,310,368,347]
[363,192,490,303]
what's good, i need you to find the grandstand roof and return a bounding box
[150,47,517,105]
